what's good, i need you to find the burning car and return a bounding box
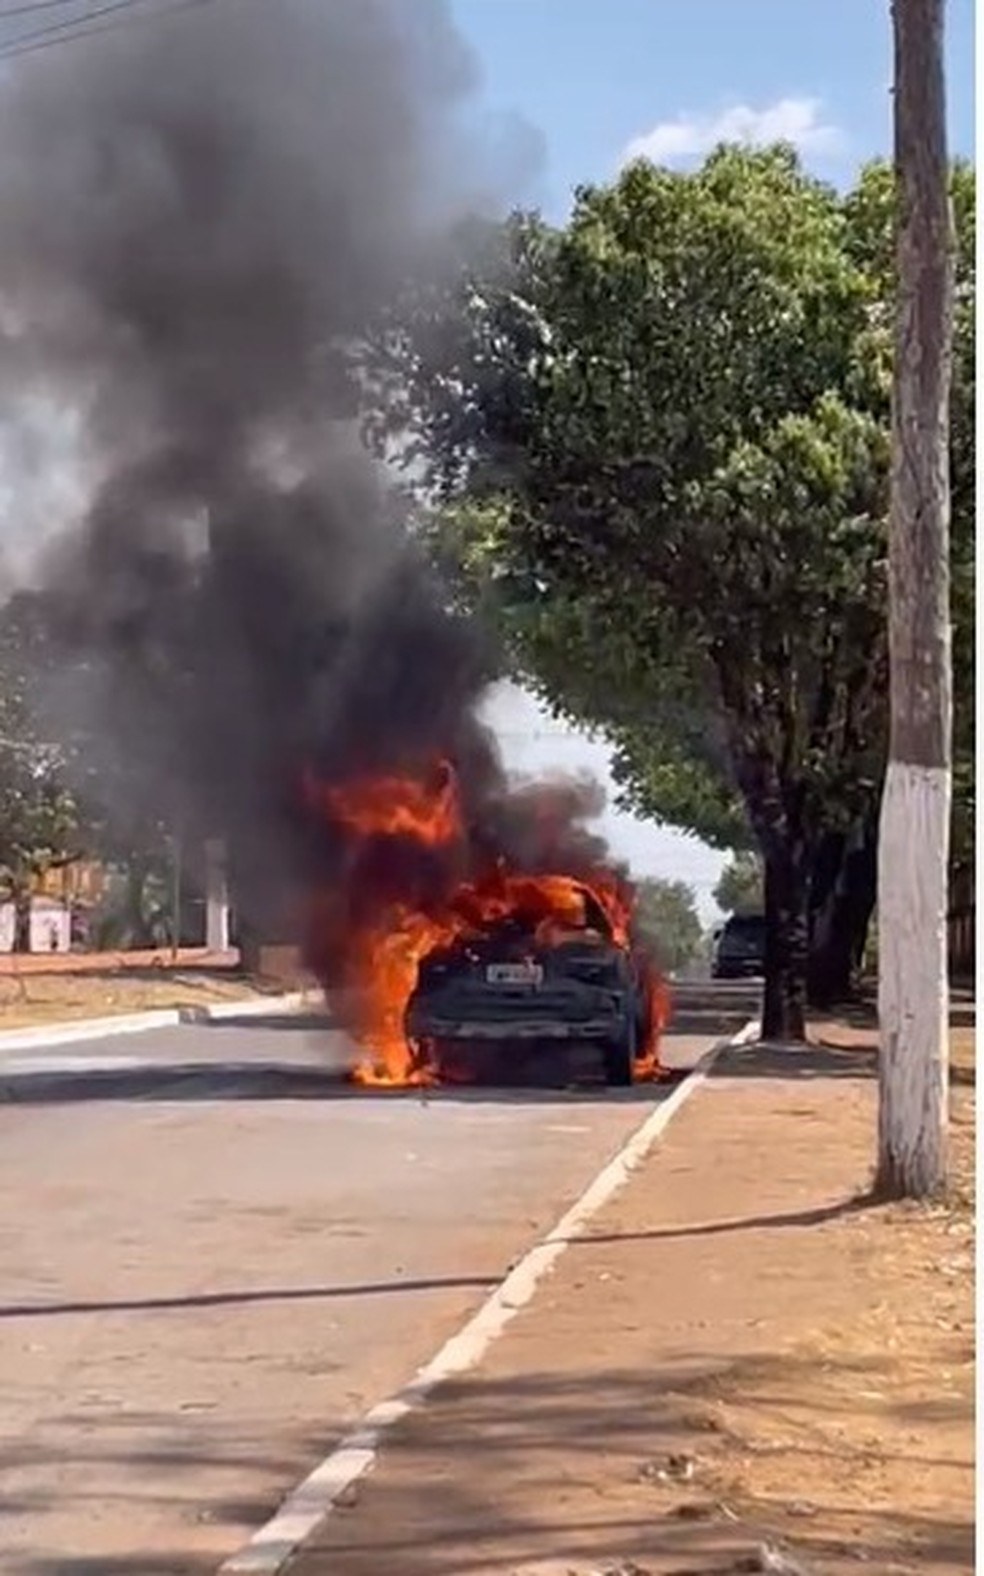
[404,881,651,1085]
[307,761,670,1087]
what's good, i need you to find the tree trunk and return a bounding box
[762,842,809,1042]
[123,861,153,947]
[12,881,31,953]
[878,0,954,1199]
[808,825,878,1007]
[806,829,847,1000]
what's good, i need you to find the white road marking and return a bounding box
[218,1015,760,1575]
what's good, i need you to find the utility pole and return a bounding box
[877,0,955,1197]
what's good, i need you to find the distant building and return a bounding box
[28,896,71,954]
[0,895,71,953]
[33,860,107,906]
[0,859,106,953]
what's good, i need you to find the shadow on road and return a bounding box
[0,1059,691,1107]
[11,1561,210,1576]
[0,983,758,1107]
[716,1041,878,1081]
[0,1272,498,1322]
[5,1351,968,1575]
[563,1191,876,1247]
[296,1357,973,1576]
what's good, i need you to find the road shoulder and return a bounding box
[0,970,319,1051]
[291,1022,974,1576]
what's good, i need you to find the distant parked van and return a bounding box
[711,913,766,980]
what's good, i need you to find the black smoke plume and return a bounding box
[0,0,621,979]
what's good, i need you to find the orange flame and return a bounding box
[318,761,459,847]
[307,762,669,1085]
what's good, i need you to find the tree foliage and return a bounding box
[427,497,750,850]
[370,145,975,1036]
[714,852,764,916]
[0,610,79,920]
[0,593,174,944]
[630,876,704,974]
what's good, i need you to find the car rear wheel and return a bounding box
[603,1021,635,1087]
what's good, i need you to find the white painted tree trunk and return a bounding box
[205,837,230,952]
[877,761,950,1194]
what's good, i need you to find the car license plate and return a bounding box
[486,961,543,986]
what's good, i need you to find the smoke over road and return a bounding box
[0,0,631,1022]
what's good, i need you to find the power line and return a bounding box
[0,1,108,17]
[0,0,210,62]
[0,0,162,48]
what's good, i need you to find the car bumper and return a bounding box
[406,1015,621,1041]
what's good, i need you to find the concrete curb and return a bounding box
[217,1013,762,1576]
[177,989,322,1023]
[0,1008,185,1053]
[0,989,324,1054]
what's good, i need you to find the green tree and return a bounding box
[714,852,764,916]
[0,615,79,946]
[377,147,891,1040]
[372,145,975,1038]
[427,498,750,853]
[630,876,704,974]
[0,591,176,947]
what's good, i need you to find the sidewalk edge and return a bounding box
[218,1014,761,1576]
[0,990,324,1053]
[0,1008,184,1052]
[177,989,323,1023]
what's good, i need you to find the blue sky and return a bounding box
[456,0,976,915]
[453,0,976,219]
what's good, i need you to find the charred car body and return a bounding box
[404,883,653,1085]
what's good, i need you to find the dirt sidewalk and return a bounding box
[291,1020,975,1576]
[0,968,304,1031]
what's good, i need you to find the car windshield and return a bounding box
[725,915,765,937]
[718,915,765,951]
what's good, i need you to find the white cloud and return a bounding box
[619,96,845,168]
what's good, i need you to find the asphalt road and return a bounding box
[0,983,757,1575]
